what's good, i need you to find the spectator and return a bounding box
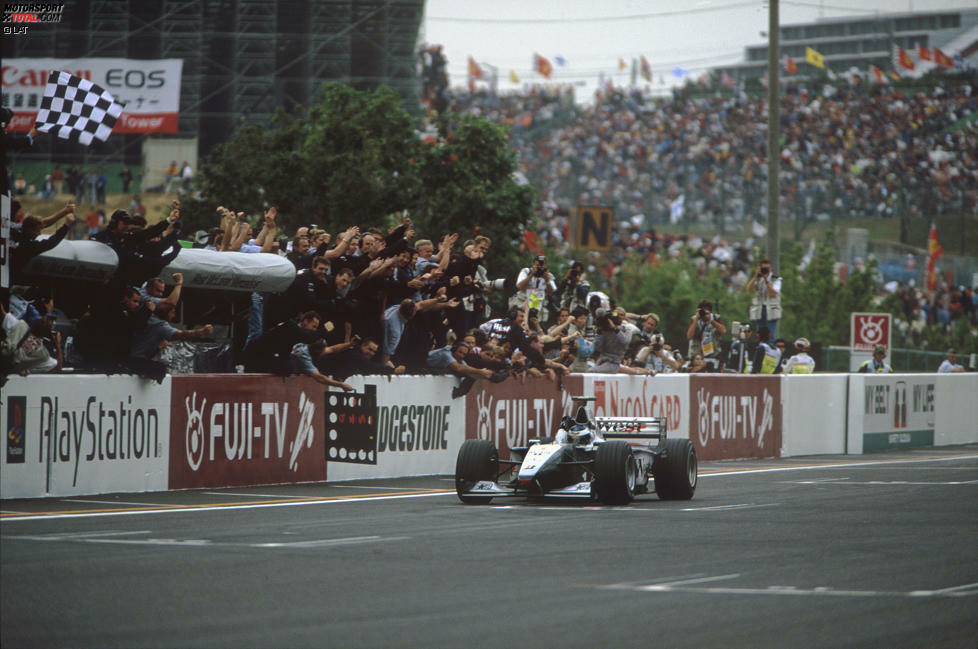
[681,352,710,373]
[119,166,133,194]
[139,273,184,309]
[289,338,354,391]
[73,284,161,380]
[95,168,107,204]
[1,303,61,374]
[427,340,498,398]
[180,161,193,192]
[164,160,179,193]
[783,337,816,374]
[10,204,75,284]
[323,336,405,381]
[130,301,214,361]
[858,345,892,373]
[937,348,966,373]
[242,311,324,375]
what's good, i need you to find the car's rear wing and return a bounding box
[595,416,667,440]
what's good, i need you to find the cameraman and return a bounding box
[745,258,781,340]
[554,261,588,313]
[686,299,726,371]
[634,331,680,374]
[511,255,556,324]
[589,309,651,375]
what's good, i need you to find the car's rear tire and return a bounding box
[593,440,637,505]
[654,438,697,500]
[455,439,498,504]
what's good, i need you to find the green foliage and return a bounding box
[186,85,535,290]
[618,255,751,347]
[413,113,536,286]
[778,233,876,346]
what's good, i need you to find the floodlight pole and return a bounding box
[767,0,781,273]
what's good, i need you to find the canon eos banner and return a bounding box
[465,375,583,460]
[169,375,329,489]
[690,375,781,460]
[0,375,171,499]
[3,58,182,133]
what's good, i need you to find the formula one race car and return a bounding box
[455,397,697,505]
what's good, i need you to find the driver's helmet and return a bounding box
[569,424,592,444]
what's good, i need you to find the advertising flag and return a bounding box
[933,48,954,68]
[805,46,824,69]
[467,56,483,79]
[918,44,932,61]
[534,53,553,79]
[896,46,915,71]
[640,56,651,82]
[926,223,943,291]
[784,56,798,75]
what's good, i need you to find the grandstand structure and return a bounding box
[716,7,978,83]
[2,0,425,161]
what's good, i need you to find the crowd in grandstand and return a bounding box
[5,75,977,384]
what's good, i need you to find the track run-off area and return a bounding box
[3,446,976,648]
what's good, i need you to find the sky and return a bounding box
[422,0,975,99]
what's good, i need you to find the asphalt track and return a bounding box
[2,446,976,649]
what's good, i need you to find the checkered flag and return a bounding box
[34,71,125,146]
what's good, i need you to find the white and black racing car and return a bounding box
[455,396,697,505]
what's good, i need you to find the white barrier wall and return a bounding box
[934,374,978,446]
[325,375,465,481]
[780,374,849,456]
[1,375,171,499]
[2,372,976,500]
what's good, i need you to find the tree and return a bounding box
[180,86,535,294]
[413,113,536,285]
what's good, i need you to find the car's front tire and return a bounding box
[455,439,498,504]
[593,440,637,505]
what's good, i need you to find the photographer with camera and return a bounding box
[589,309,652,375]
[554,261,589,314]
[511,254,557,324]
[686,299,727,371]
[634,330,681,374]
[745,258,782,341]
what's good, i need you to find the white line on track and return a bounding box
[603,576,978,599]
[703,454,978,477]
[4,453,975,523]
[61,499,177,507]
[0,491,453,522]
[203,492,321,499]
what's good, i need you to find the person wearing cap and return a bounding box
[858,345,892,373]
[783,337,816,374]
[937,349,966,373]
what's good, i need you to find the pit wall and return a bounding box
[2,372,975,499]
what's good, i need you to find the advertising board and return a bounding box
[169,375,328,489]
[3,58,183,133]
[689,375,781,460]
[1,376,170,498]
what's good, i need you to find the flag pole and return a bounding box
[766,0,781,274]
